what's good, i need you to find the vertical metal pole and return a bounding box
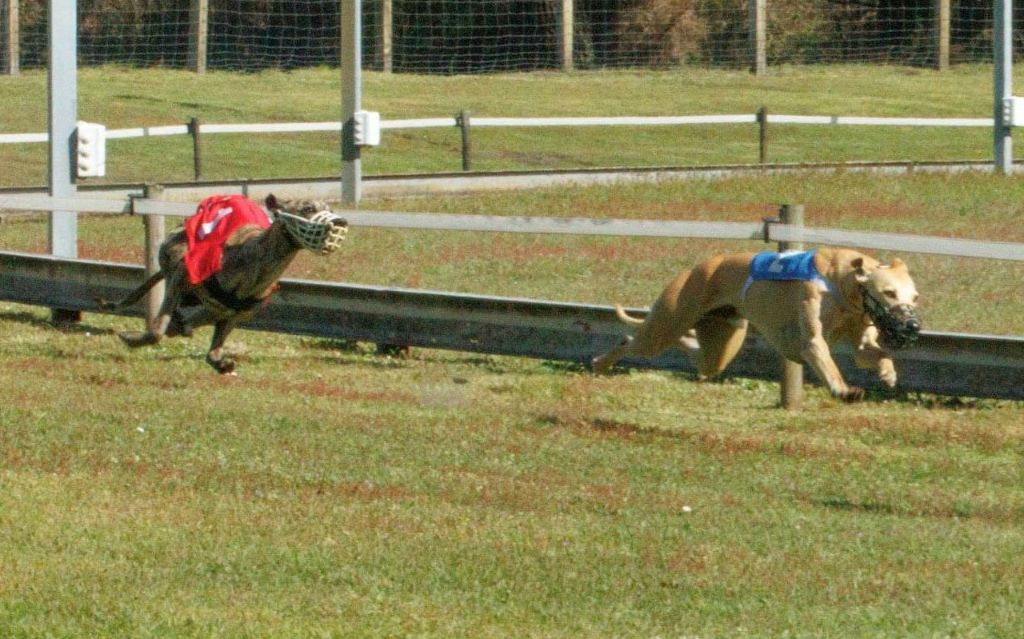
[188,117,203,180]
[994,0,1013,174]
[778,204,804,410]
[934,0,950,71]
[2,0,19,76]
[559,0,574,71]
[342,0,362,205]
[48,0,77,259]
[142,184,166,330]
[380,0,392,73]
[48,0,78,323]
[458,110,472,171]
[749,0,766,76]
[188,0,208,74]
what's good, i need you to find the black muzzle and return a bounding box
[862,288,922,350]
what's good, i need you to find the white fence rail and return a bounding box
[0,113,998,146]
[2,194,1022,262]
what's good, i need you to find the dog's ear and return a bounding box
[265,193,280,211]
[851,257,871,284]
[889,257,907,271]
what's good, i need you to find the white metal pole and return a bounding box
[342,0,362,205]
[48,0,77,259]
[994,0,1013,173]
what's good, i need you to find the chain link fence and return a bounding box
[0,1,1010,74]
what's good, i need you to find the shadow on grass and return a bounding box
[0,310,116,336]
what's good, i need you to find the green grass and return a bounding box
[1,302,1022,638]
[0,64,1015,187]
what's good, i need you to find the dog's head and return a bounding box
[852,256,922,349]
[265,194,348,255]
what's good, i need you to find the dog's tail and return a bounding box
[614,304,646,326]
[96,270,166,311]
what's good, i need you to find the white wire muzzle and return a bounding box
[275,210,348,255]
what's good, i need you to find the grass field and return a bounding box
[1,302,1023,638]
[2,65,1024,637]
[0,64,1018,186]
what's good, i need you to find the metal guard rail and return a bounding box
[1,251,1022,401]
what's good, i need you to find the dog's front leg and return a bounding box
[206,319,238,374]
[800,298,864,402]
[854,326,897,388]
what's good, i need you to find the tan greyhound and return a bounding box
[592,247,921,401]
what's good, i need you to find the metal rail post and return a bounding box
[994,0,1013,173]
[47,0,79,324]
[341,0,363,205]
[778,204,804,410]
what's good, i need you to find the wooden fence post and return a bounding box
[778,203,804,410]
[2,0,19,76]
[380,0,392,73]
[457,110,472,171]
[188,0,208,74]
[757,106,768,164]
[749,0,766,76]
[142,184,166,330]
[188,117,203,180]
[559,0,574,71]
[935,0,950,71]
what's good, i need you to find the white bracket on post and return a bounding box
[352,110,381,147]
[75,121,107,177]
[1003,97,1024,127]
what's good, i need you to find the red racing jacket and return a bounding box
[183,194,272,285]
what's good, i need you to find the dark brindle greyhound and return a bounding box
[98,193,347,374]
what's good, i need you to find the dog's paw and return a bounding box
[118,331,157,348]
[878,362,898,388]
[206,353,237,375]
[838,386,865,402]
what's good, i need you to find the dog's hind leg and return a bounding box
[691,316,748,380]
[116,270,184,348]
[592,310,693,374]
